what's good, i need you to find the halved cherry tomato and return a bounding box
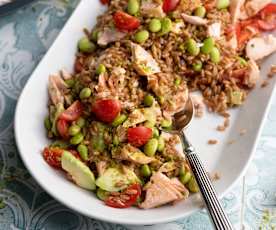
[92,99,121,123]
[257,3,276,31]
[113,11,140,31]
[43,147,64,168]
[127,126,152,147]
[56,119,70,139]
[259,3,276,18]
[162,0,180,13]
[59,101,83,122]
[105,184,141,208]
[100,0,109,4]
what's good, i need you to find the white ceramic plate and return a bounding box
[15,0,276,225]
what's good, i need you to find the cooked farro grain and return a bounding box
[208,139,218,145]
[239,128,247,136]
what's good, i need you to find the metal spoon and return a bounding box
[170,97,234,230]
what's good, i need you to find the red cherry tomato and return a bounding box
[105,184,141,208]
[162,0,180,13]
[59,101,83,122]
[100,0,109,4]
[56,119,70,139]
[43,147,64,168]
[92,99,121,123]
[127,126,152,147]
[113,11,140,31]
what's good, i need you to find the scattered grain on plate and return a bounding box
[216,117,230,131]
[212,172,221,181]
[227,139,236,145]
[268,65,276,78]
[208,139,218,145]
[261,80,269,88]
[239,128,247,136]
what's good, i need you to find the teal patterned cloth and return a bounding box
[0,1,276,229]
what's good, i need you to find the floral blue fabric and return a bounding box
[0,1,275,229]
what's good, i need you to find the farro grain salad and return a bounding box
[43,0,276,209]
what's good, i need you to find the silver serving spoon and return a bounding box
[170,97,234,230]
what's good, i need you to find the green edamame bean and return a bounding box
[141,165,151,177]
[44,117,51,130]
[78,37,96,53]
[113,135,120,146]
[149,18,162,32]
[180,171,192,184]
[159,17,172,35]
[112,114,127,127]
[157,95,165,105]
[65,79,75,88]
[127,0,139,15]
[152,127,159,138]
[161,119,172,128]
[96,64,106,75]
[194,6,206,18]
[97,188,109,200]
[70,133,84,145]
[179,43,185,51]
[179,165,186,177]
[174,77,181,86]
[77,144,88,161]
[134,30,149,44]
[143,94,154,107]
[192,61,203,72]
[187,176,199,192]
[201,37,215,54]
[157,136,165,152]
[216,0,230,9]
[210,47,221,63]
[144,138,158,157]
[91,30,99,42]
[69,125,81,136]
[76,117,86,128]
[186,38,200,56]
[79,87,92,99]
[237,56,247,66]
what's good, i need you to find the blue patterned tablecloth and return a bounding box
[0,1,276,229]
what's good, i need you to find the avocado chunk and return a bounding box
[95,167,140,192]
[61,151,96,190]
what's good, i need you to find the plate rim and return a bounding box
[14,0,276,225]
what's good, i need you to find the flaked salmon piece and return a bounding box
[244,0,271,18]
[181,13,208,25]
[96,161,107,177]
[207,22,221,39]
[246,59,260,87]
[246,35,276,61]
[140,0,165,18]
[131,43,161,76]
[60,69,72,80]
[230,0,246,23]
[170,178,189,200]
[140,172,188,209]
[97,27,127,46]
[48,74,68,105]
